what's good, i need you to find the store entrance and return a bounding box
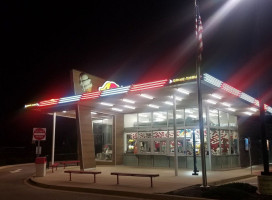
[92,114,113,161]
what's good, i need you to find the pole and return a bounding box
[248,138,252,175]
[192,129,199,175]
[195,0,208,187]
[37,140,41,157]
[173,94,178,176]
[52,112,56,165]
[260,101,270,175]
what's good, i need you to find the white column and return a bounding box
[52,112,56,165]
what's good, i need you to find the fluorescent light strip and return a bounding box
[206,99,217,104]
[39,99,60,107]
[59,95,81,104]
[140,94,154,99]
[244,111,253,116]
[122,98,135,104]
[227,108,236,112]
[100,86,130,96]
[148,104,159,109]
[91,112,97,114]
[221,102,231,107]
[112,108,123,112]
[169,96,182,101]
[210,93,222,99]
[185,110,193,114]
[203,73,223,88]
[100,102,114,106]
[177,88,190,95]
[249,107,258,112]
[124,105,135,109]
[164,101,173,105]
[81,91,101,100]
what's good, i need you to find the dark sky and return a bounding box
[2,0,272,121]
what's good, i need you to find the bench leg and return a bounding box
[93,174,96,183]
[52,167,54,173]
[116,175,119,185]
[69,173,72,181]
[150,177,153,188]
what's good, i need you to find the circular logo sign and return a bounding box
[33,128,46,141]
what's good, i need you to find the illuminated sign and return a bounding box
[169,75,197,84]
[99,81,120,91]
[24,103,39,108]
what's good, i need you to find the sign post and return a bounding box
[33,128,46,157]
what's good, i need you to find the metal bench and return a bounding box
[60,160,80,169]
[64,170,101,183]
[50,162,59,173]
[110,172,159,187]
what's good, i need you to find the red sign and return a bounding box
[33,128,46,141]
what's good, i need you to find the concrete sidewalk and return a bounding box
[28,164,266,199]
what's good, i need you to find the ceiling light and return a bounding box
[112,108,123,112]
[101,102,114,106]
[210,93,222,99]
[91,112,97,114]
[148,104,159,109]
[177,88,190,95]
[124,105,135,109]
[206,99,217,104]
[164,101,173,105]
[221,102,231,107]
[244,111,253,116]
[209,109,218,114]
[227,108,236,112]
[62,110,67,113]
[249,107,258,112]
[169,96,182,101]
[140,94,154,99]
[122,98,135,104]
[185,109,193,114]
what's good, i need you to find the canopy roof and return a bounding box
[25,73,272,118]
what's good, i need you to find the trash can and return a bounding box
[35,157,47,177]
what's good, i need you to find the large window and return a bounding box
[168,109,184,126]
[219,111,228,128]
[185,108,199,126]
[138,113,151,127]
[210,129,220,155]
[230,130,238,154]
[220,130,229,155]
[124,114,137,128]
[209,109,219,126]
[124,109,238,157]
[153,111,167,127]
[125,132,137,153]
[229,115,237,127]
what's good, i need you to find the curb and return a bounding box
[208,174,257,186]
[27,177,210,200]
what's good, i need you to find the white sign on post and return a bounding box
[33,128,46,141]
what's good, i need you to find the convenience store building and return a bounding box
[25,69,272,171]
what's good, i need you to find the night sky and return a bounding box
[1,0,272,148]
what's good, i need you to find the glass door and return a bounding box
[92,114,113,161]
